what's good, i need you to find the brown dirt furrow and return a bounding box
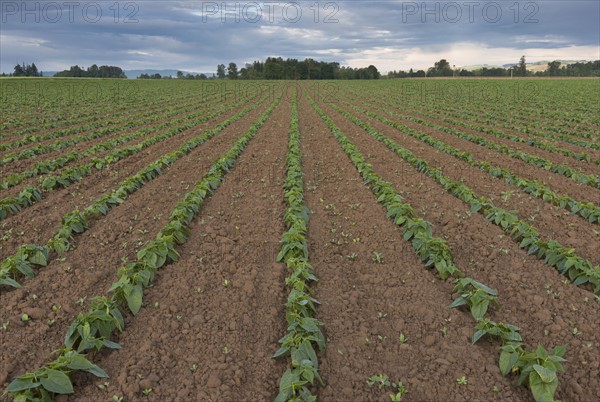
[403,109,600,173]
[0,97,276,390]
[0,99,266,258]
[0,92,199,139]
[298,92,529,401]
[1,96,217,184]
[326,100,600,265]
[0,103,142,137]
[0,115,158,162]
[353,101,600,206]
[3,118,198,194]
[0,113,146,156]
[351,88,600,146]
[379,99,600,163]
[318,96,600,402]
[506,109,600,135]
[64,96,291,402]
[0,96,275,390]
[339,91,600,177]
[3,124,164,181]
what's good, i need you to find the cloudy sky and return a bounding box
[1,1,599,74]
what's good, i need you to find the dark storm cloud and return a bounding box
[1,1,598,73]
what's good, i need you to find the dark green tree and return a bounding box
[216,64,226,79]
[547,60,561,76]
[515,55,527,76]
[87,64,99,77]
[367,65,380,79]
[428,59,453,77]
[227,62,239,79]
[13,64,24,76]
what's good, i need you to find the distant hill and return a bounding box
[500,60,590,72]
[460,60,591,73]
[31,59,597,77]
[460,64,504,71]
[41,69,213,78]
[124,69,213,79]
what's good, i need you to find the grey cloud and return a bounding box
[1,1,598,73]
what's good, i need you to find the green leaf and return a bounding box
[85,364,109,378]
[103,339,122,349]
[277,368,295,393]
[0,276,22,288]
[40,369,74,394]
[499,351,516,376]
[273,346,289,359]
[471,280,497,295]
[552,344,567,357]
[472,330,486,344]
[569,271,585,285]
[529,371,558,402]
[29,250,48,266]
[6,377,41,392]
[449,296,467,308]
[66,354,94,370]
[13,260,35,277]
[533,364,557,383]
[471,300,489,321]
[536,344,549,359]
[298,340,319,369]
[126,283,143,315]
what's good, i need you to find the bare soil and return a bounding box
[1,84,598,402]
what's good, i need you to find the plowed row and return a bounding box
[1,78,598,402]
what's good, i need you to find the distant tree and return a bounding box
[435,59,451,70]
[152,73,162,79]
[13,63,42,77]
[367,65,380,79]
[72,65,84,77]
[13,64,24,76]
[177,70,184,79]
[428,59,453,77]
[227,62,239,79]
[87,64,99,77]
[217,64,226,79]
[515,55,527,76]
[478,67,507,77]
[28,63,39,76]
[547,60,561,76]
[264,59,284,79]
[54,65,125,78]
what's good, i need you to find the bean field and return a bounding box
[1,78,599,402]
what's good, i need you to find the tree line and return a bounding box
[214,57,381,80]
[53,65,126,78]
[5,57,598,80]
[9,63,43,77]
[387,56,600,78]
[540,60,600,77]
